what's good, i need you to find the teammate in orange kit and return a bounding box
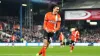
[59,32,65,48]
[70,28,80,53]
[11,33,16,47]
[36,4,61,56]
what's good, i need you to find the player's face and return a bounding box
[53,7,59,14]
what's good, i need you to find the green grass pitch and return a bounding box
[0,46,100,56]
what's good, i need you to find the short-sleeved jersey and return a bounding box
[76,30,80,39]
[43,12,61,32]
[0,24,2,30]
[59,32,64,41]
[11,35,16,41]
[71,30,80,42]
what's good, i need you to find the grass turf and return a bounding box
[0,46,99,56]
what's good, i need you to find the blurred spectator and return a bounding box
[0,16,100,43]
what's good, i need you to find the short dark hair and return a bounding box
[49,4,59,11]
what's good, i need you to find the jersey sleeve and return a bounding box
[55,15,61,31]
[76,31,80,39]
[43,13,48,30]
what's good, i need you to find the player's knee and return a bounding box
[43,39,47,44]
[43,39,48,46]
[69,44,72,47]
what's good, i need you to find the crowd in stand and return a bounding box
[0,16,100,43]
[23,28,44,43]
[79,29,100,43]
[0,16,44,43]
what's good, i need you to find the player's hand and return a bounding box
[46,29,49,33]
[45,28,49,33]
[46,29,54,33]
[45,29,56,33]
[45,29,48,33]
[52,30,55,33]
